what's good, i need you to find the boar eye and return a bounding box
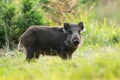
[68,30,73,34]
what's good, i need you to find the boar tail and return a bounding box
[17,39,21,52]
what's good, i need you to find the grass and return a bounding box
[0,44,120,80]
[0,16,120,80]
[0,0,120,79]
[0,14,120,79]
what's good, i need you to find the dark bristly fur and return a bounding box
[19,22,84,62]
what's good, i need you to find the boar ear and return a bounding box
[64,23,70,31]
[78,22,84,31]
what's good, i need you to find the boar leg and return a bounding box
[26,47,35,62]
[68,53,72,59]
[60,49,68,59]
[62,53,68,59]
[35,52,40,59]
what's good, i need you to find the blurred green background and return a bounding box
[0,0,120,48]
[0,0,120,80]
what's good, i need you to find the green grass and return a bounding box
[1,9,120,79]
[0,17,120,80]
[1,1,120,80]
[0,44,120,80]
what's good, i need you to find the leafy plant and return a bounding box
[0,0,47,49]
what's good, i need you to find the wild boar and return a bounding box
[18,22,84,62]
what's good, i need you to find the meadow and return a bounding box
[0,20,120,80]
[0,0,120,80]
[0,44,120,80]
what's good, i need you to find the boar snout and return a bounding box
[72,38,80,45]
